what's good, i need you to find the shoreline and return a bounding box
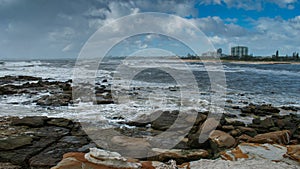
[181,59,300,64]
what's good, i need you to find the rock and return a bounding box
[47,118,73,128]
[220,143,299,165]
[84,148,142,168]
[188,117,219,149]
[286,145,300,163]
[149,148,209,164]
[241,104,280,116]
[110,136,152,158]
[0,163,21,169]
[50,152,109,169]
[95,99,114,104]
[260,117,275,129]
[151,110,179,131]
[59,136,89,145]
[237,134,253,142]
[29,138,89,169]
[0,135,33,150]
[51,151,169,169]
[0,116,95,168]
[181,159,299,169]
[11,116,47,127]
[252,118,261,124]
[229,129,241,137]
[249,130,291,144]
[221,125,235,131]
[236,126,257,137]
[276,115,297,130]
[0,85,19,95]
[36,94,71,106]
[209,130,236,148]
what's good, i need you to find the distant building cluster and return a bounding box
[183,45,299,62]
[231,46,248,58]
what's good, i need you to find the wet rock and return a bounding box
[281,106,300,112]
[34,126,69,138]
[276,115,297,130]
[225,119,245,127]
[11,116,47,127]
[0,135,33,150]
[36,94,72,106]
[0,85,19,95]
[249,130,291,144]
[241,104,280,116]
[47,118,73,128]
[59,136,89,145]
[260,117,275,129]
[209,130,236,149]
[29,138,89,169]
[95,99,114,104]
[151,110,179,131]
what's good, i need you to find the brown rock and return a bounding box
[11,116,47,127]
[221,125,235,131]
[237,134,253,142]
[249,130,291,144]
[150,148,209,164]
[286,145,300,163]
[236,126,257,137]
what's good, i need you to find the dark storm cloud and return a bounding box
[0,0,198,59]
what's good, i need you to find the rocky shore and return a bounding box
[0,75,299,168]
[0,111,299,168]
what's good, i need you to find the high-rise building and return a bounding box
[231,46,248,58]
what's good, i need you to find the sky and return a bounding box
[0,0,299,59]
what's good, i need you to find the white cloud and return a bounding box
[200,0,297,10]
[209,35,228,45]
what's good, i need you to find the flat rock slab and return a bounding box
[182,159,300,169]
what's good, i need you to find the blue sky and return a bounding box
[0,0,299,59]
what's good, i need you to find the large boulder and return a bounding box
[249,130,291,144]
[51,150,169,169]
[209,130,236,148]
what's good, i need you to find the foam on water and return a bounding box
[0,60,299,125]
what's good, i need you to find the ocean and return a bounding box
[0,59,299,127]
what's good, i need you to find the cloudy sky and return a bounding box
[0,0,299,59]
